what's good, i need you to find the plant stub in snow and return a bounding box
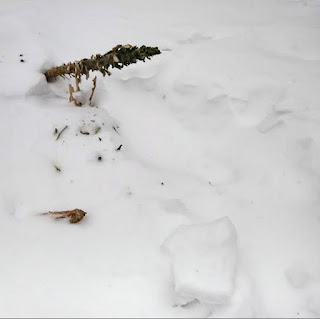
[42,209,87,223]
[56,125,68,140]
[44,44,161,106]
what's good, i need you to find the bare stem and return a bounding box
[56,125,68,140]
[89,76,97,106]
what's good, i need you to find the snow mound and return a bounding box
[163,217,238,305]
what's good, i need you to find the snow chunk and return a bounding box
[163,217,238,305]
[285,264,311,289]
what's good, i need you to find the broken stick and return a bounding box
[56,125,68,141]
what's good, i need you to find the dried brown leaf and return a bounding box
[42,208,87,224]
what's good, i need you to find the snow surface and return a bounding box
[162,217,238,305]
[1,0,320,317]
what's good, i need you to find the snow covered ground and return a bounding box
[1,0,320,317]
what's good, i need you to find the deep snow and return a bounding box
[1,0,320,317]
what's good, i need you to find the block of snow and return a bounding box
[285,264,311,289]
[163,217,238,305]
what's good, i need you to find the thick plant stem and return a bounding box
[44,44,161,81]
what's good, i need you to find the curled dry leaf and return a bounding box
[42,208,87,224]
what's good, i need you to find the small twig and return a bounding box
[94,126,101,134]
[112,126,120,135]
[56,125,68,141]
[69,84,82,106]
[54,165,61,172]
[89,76,97,106]
[116,144,122,151]
[75,75,81,92]
[80,130,89,135]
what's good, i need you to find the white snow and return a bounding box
[285,263,312,289]
[1,0,320,317]
[162,217,238,305]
